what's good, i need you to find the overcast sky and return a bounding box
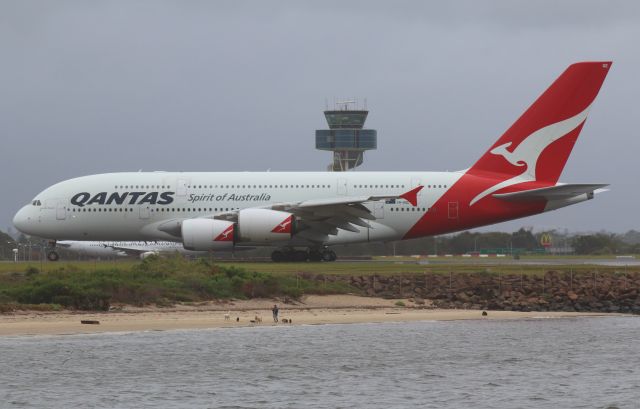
[1,1,638,234]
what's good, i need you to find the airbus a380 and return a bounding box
[13,62,611,262]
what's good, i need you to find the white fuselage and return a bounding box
[13,171,462,246]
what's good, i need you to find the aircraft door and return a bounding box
[139,206,150,219]
[56,202,66,220]
[448,201,459,219]
[373,202,384,219]
[177,179,189,197]
[337,178,348,195]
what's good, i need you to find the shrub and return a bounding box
[25,267,39,276]
[0,256,354,311]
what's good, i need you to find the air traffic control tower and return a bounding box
[315,100,377,171]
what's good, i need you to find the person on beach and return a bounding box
[272,304,279,323]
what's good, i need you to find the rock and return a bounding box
[567,291,579,301]
[455,292,470,302]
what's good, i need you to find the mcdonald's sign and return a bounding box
[540,233,553,248]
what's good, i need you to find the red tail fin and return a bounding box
[469,62,611,184]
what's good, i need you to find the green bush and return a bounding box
[0,255,354,311]
[25,267,39,276]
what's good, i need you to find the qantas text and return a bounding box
[71,192,175,207]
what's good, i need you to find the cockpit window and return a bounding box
[31,200,42,206]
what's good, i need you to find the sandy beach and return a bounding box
[0,295,615,336]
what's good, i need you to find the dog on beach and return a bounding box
[254,315,262,323]
[224,311,230,321]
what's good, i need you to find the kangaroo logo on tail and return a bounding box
[470,104,591,206]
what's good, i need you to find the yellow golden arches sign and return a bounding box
[540,233,553,248]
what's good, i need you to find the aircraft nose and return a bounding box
[13,205,33,234]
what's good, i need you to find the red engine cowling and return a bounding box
[182,219,235,251]
[238,209,294,243]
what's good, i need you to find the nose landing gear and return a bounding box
[46,240,59,262]
[271,247,336,262]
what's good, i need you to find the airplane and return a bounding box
[13,61,611,262]
[54,240,210,260]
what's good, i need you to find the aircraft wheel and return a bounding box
[322,249,337,262]
[47,251,59,262]
[308,250,323,262]
[271,250,285,262]
[293,250,309,262]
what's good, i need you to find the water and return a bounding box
[1,317,638,408]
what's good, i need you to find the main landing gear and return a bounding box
[271,247,337,262]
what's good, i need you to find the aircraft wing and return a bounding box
[493,183,608,201]
[211,186,423,243]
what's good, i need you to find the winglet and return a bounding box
[400,185,423,206]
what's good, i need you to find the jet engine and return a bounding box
[182,219,235,251]
[237,209,295,243]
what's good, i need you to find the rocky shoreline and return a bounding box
[305,271,640,314]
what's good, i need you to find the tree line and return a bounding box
[1,228,639,260]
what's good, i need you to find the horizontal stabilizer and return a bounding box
[493,183,608,201]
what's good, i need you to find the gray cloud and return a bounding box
[1,1,638,233]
